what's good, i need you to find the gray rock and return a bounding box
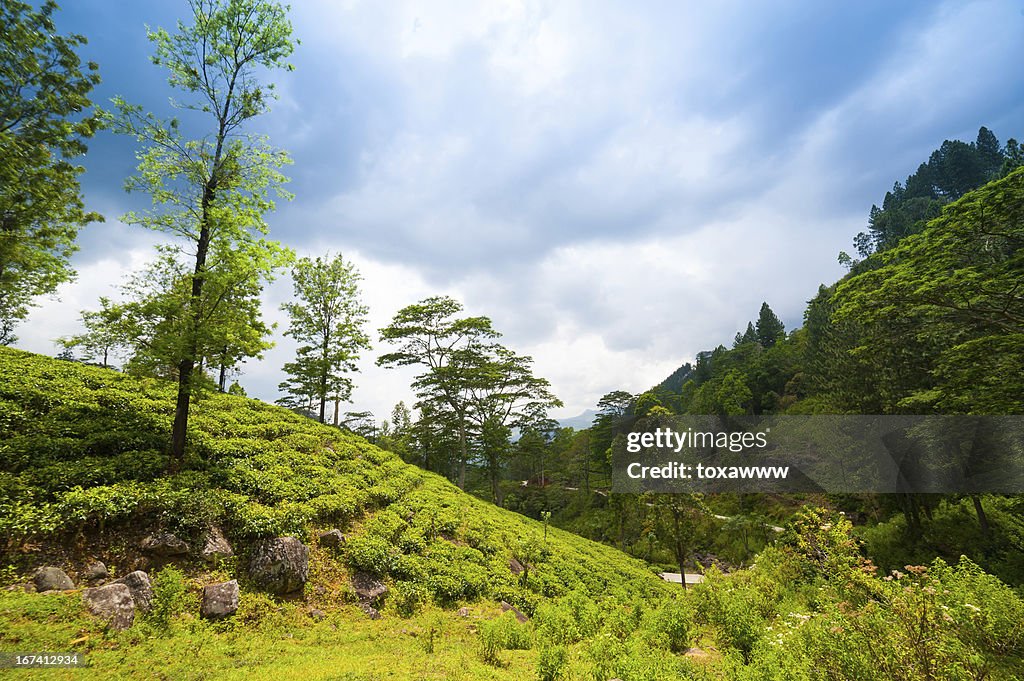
[309,608,326,621]
[33,567,74,592]
[82,583,135,630]
[318,529,346,548]
[509,557,525,575]
[500,601,529,623]
[358,602,381,620]
[113,571,153,613]
[83,560,107,583]
[200,527,234,563]
[140,532,188,557]
[350,572,387,604]
[457,607,471,617]
[248,537,309,594]
[200,580,239,620]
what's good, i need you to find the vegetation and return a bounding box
[106,0,297,467]
[1,1,1021,677]
[277,253,370,422]
[0,0,102,344]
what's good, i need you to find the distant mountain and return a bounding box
[558,408,598,431]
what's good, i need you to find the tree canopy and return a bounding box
[0,0,103,344]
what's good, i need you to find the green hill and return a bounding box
[0,347,686,678]
[2,348,1022,679]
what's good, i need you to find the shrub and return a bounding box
[537,643,567,681]
[148,566,188,631]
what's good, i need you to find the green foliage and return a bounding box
[107,0,297,463]
[646,598,693,653]
[148,566,188,631]
[536,642,568,681]
[278,253,371,422]
[478,611,532,665]
[0,0,103,344]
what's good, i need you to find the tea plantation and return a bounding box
[1,347,1021,679]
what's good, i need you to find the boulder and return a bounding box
[83,560,107,583]
[500,601,529,623]
[248,537,309,594]
[200,580,239,620]
[509,557,525,575]
[457,607,471,618]
[200,527,234,563]
[308,608,326,621]
[140,532,188,557]
[350,572,387,604]
[358,602,381,620]
[318,529,346,548]
[113,571,153,612]
[33,567,74,592]
[82,583,135,630]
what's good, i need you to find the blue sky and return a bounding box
[16,0,1024,420]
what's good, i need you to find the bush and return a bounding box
[148,566,188,631]
[537,643,567,681]
[647,598,693,653]
[478,611,532,665]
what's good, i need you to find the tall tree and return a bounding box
[755,301,785,347]
[462,342,562,503]
[378,296,497,488]
[278,253,370,422]
[109,0,296,467]
[0,0,102,343]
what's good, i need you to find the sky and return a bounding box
[14,0,1024,422]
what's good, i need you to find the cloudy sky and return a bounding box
[15,0,1024,421]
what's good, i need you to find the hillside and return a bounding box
[0,347,686,678]
[2,326,1023,679]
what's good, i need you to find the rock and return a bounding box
[33,567,74,592]
[309,608,326,621]
[248,537,309,594]
[82,583,135,630]
[457,607,471,617]
[358,602,381,620]
[318,529,346,548]
[508,557,525,575]
[200,580,239,620]
[500,601,529,623]
[200,527,234,563]
[140,532,188,557]
[350,572,387,604]
[83,560,107,583]
[113,571,153,613]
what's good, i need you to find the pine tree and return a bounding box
[755,302,785,348]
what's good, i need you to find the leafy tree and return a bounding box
[462,342,562,503]
[108,0,296,466]
[0,0,103,343]
[833,167,1024,415]
[58,297,126,367]
[278,253,370,423]
[378,296,497,488]
[755,302,784,347]
[113,244,279,388]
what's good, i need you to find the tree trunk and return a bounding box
[169,172,216,467]
[218,359,227,392]
[458,422,468,489]
[169,357,194,472]
[971,494,991,536]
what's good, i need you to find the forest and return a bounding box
[1,1,1022,679]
